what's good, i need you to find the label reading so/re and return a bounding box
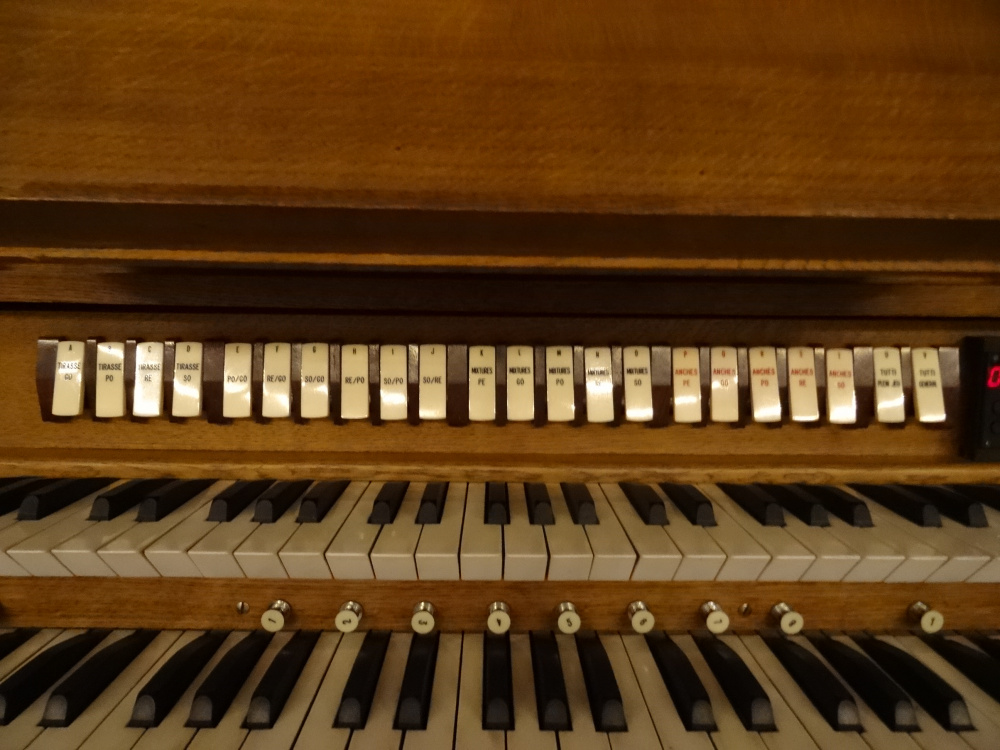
[419,344,447,420]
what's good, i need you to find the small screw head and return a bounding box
[236,601,250,615]
[738,603,752,616]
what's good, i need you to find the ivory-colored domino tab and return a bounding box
[709,346,739,423]
[825,348,857,424]
[911,347,946,423]
[418,344,447,420]
[340,344,370,420]
[52,340,86,417]
[556,602,581,634]
[172,342,204,418]
[222,343,253,418]
[672,346,702,423]
[133,341,165,417]
[584,346,614,423]
[299,343,330,419]
[748,346,781,423]
[506,345,535,422]
[545,346,575,422]
[379,344,408,421]
[468,345,497,421]
[622,346,653,422]
[787,346,819,422]
[261,343,292,418]
[873,346,905,423]
[94,342,126,418]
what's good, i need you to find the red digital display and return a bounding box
[988,365,1000,388]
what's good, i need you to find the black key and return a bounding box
[0,628,39,662]
[395,633,439,730]
[966,632,1000,661]
[129,630,228,728]
[903,485,988,528]
[187,631,272,727]
[950,485,1000,513]
[0,629,109,724]
[368,482,409,525]
[717,483,785,526]
[415,483,448,525]
[245,630,320,728]
[561,483,598,525]
[644,632,715,731]
[806,634,918,732]
[852,633,973,731]
[762,632,861,731]
[0,478,52,517]
[924,634,1000,704]
[757,484,829,527]
[529,631,571,731]
[658,483,717,526]
[849,484,941,527]
[207,480,274,522]
[41,629,158,727]
[253,480,313,523]
[296,480,351,523]
[89,479,173,521]
[620,483,667,525]
[525,483,554,526]
[575,631,626,732]
[795,484,873,527]
[18,477,114,520]
[137,479,217,522]
[482,632,514,730]
[485,482,510,525]
[0,477,28,491]
[335,630,391,728]
[693,632,775,731]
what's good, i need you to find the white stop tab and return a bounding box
[468,346,497,421]
[622,346,653,422]
[379,345,408,421]
[94,342,126,418]
[133,342,165,418]
[261,343,292,418]
[787,346,819,422]
[340,345,370,420]
[299,343,330,419]
[546,346,575,422]
[672,346,702,423]
[709,346,739,423]
[418,344,447,420]
[222,343,253,418]
[172,342,204,418]
[506,345,535,422]
[873,346,905,423]
[825,348,857,425]
[584,347,614,423]
[748,347,781,423]
[911,347,946,423]
[52,340,86,417]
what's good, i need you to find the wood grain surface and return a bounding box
[1,1,998,217]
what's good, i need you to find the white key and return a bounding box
[418,344,447,420]
[710,346,740,423]
[506,346,535,422]
[187,501,259,577]
[299,343,330,419]
[672,346,703,423]
[787,346,820,422]
[469,345,497,421]
[379,344,408,421]
[545,484,593,580]
[143,482,236,577]
[279,481,367,579]
[261,342,292,418]
[672,634,768,750]
[8,497,105,576]
[602,635,665,750]
[650,485,726,580]
[348,633,411,750]
[222,343,252,418]
[749,347,781,423]
[51,340,85,417]
[415,482,466,580]
[584,347,615,423]
[460,483,503,580]
[702,486,814,581]
[545,346,575,422]
[241,632,339,750]
[506,633,558,750]
[172,342,204,418]
[370,482,424,579]
[234,497,306,578]
[620,635,714,750]
[502,483,548,581]
[0,508,49,576]
[780,513,861,582]
[94,342,126,418]
[694,485,770,580]
[825,347,857,424]
[911,348,946,423]
[325,482,384,579]
[583,484,636,580]
[600,483,681,580]
[873,346,906,423]
[52,509,141,577]
[964,505,1000,582]
[98,483,221,577]
[623,345,654,422]
[133,341,165,417]
[292,632,356,750]
[455,634,506,750]
[556,634,612,750]
[403,633,462,750]
[822,515,907,583]
[340,344,370,420]
[0,628,63,681]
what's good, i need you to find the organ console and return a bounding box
[1,0,1000,747]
